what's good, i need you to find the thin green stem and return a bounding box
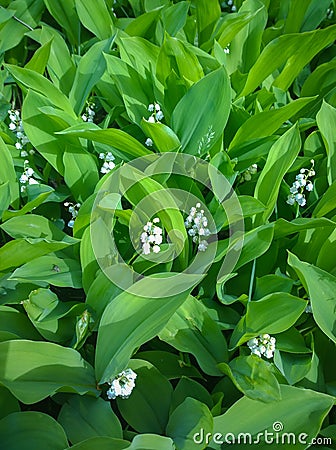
[248,258,257,302]
[0,7,34,31]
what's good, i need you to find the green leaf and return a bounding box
[65,437,129,450]
[0,340,98,403]
[25,39,52,74]
[166,397,213,450]
[254,124,301,225]
[43,0,79,46]
[313,181,336,217]
[0,181,10,219]
[2,187,54,220]
[58,396,122,444]
[6,64,75,116]
[75,0,114,39]
[116,359,173,434]
[0,387,20,420]
[171,377,213,411]
[240,25,336,96]
[0,239,75,272]
[58,124,151,160]
[128,434,175,450]
[0,214,78,243]
[161,2,189,37]
[230,292,307,348]
[0,411,68,450]
[0,137,19,205]
[274,351,313,385]
[316,100,336,186]
[9,254,82,288]
[0,305,41,342]
[288,252,336,344]
[219,355,281,403]
[193,0,221,45]
[229,98,314,150]
[159,296,228,376]
[95,276,191,383]
[125,9,162,38]
[69,38,113,115]
[140,119,181,152]
[213,385,335,448]
[171,66,231,155]
[63,148,99,202]
[157,34,204,85]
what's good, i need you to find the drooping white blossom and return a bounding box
[185,203,211,252]
[140,217,163,254]
[19,160,39,193]
[64,201,81,228]
[286,160,315,207]
[81,101,95,123]
[8,109,30,157]
[99,151,115,174]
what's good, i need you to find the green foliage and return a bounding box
[0,0,335,448]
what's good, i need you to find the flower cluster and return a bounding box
[247,334,276,359]
[64,201,81,228]
[227,0,237,12]
[185,203,210,252]
[19,160,39,192]
[99,151,115,174]
[286,160,315,207]
[241,164,258,182]
[81,102,95,123]
[147,102,164,123]
[107,368,137,400]
[8,109,30,156]
[140,218,163,255]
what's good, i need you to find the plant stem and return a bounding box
[248,258,256,302]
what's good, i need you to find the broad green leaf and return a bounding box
[75,0,114,39]
[58,124,151,160]
[25,39,52,74]
[63,148,99,202]
[0,0,44,53]
[213,385,335,448]
[117,359,173,434]
[9,254,82,288]
[171,66,231,155]
[2,187,54,220]
[230,293,307,348]
[95,276,191,383]
[219,355,281,403]
[171,377,213,411]
[159,295,228,376]
[0,181,10,219]
[288,252,336,344]
[301,59,336,98]
[6,64,75,117]
[274,351,313,385]
[0,214,78,244]
[193,0,220,45]
[316,100,336,185]
[0,340,98,403]
[0,137,19,205]
[141,119,181,152]
[161,2,189,37]
[125,8,162,38]
[22,288,86,343]
[0,387,20,420]
[0,305,41,342]
[166,397,213,450]
[135,351,202,380]
[118,35,160,78]
[273,217,336,239]
[254,124,301,225]
[240,25,336,96]
[157,34,204,85]
[128,434,175,450]
[229,97,314,150]
[58,396,122,444]
[27,25,76,95]
[66,438,129,450]
[312,181,336,217]
[0,411,68,450]
[0,239,74,272]
[43,0,79,45]
[69,38,113,115]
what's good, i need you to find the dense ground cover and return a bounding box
[0,0,336,448]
